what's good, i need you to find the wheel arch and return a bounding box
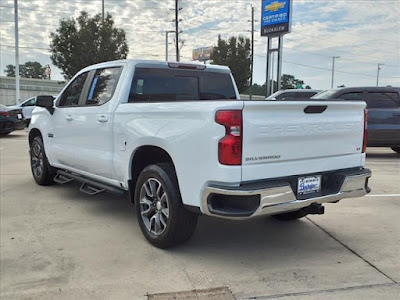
[29,128,42,146]
[129,145,177,203]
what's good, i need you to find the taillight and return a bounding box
[362,109,368,153]
[215,110,242,165]
[0,111,9,117]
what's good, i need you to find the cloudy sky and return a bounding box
[0,0,399,89]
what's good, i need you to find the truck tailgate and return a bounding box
[242,101,366,182]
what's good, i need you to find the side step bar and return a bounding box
[55,170,124,196]
[54,173,74,184]
[80,183,105,196]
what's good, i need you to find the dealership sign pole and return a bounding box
[261,0,292,97]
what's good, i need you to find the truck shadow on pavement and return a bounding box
[174,216,328,259]
[49,183,339,265]
[50,182,135,221]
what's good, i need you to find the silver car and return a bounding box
[266,89,322,100]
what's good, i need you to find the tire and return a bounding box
[391,147,400,154]
[30,136,55,185]
[272,209,308,221]
[134,163,198,248]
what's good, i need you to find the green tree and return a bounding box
[4,61,45,78]
[245,75,312,97]
[281,74,306,90]
[4,65,15,77]
[210,35,251,93]
[245,80,277,96]
[50,11,128,79]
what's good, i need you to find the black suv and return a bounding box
[313,87,400,153]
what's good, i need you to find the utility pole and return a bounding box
[165,31,175,61]
[331,56,340,89]
[277,35,283,91]
[14,0,20,105]
[175,0,180,62]
[249,5,254,100]
[271,52,274,94]
[376,63,384,86]
[102,0,105,22]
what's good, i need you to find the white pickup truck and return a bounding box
[29,60,371,248]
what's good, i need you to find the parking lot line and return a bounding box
[366,194,400,197]
[305,217,397,284]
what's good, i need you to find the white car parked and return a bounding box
[29,60,371,248]
[8,97,37,122]
[266,89,322,100]
[9,95,56,123]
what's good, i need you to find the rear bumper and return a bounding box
[202,168,371,220]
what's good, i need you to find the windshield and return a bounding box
[312,90,338,99]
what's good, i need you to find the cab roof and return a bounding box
[80,59,231,74]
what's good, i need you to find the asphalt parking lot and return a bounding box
[1,131,399,300]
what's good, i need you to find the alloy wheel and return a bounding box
[139,178,170,236]
[31,142,44,178]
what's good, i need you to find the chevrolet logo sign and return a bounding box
[265,1,286,12]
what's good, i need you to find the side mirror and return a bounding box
[36,95,55,114]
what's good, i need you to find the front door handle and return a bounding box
[393,113,400,117]
[97,114,109,123]
[65,114,73,121]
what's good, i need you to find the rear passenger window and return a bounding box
[339,92,363,100]
[58,72,89,107]
[302,92,317,98]
[366,92,400,108]
[128,67,236,102]
[276,92,297,100]
[86,67,122,106]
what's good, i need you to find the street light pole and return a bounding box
[165,31,175,61]
[14,0,20,105]
[376,63,384,86]
[175,0,180,62]
[331,56,340,89]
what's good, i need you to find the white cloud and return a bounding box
[0,0,399,89]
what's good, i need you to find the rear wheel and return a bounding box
[272,209,308,221]
[134,163,198,248]
[30,136,55,185]
[391,147,400,154]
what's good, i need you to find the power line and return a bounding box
[284,60,400,79]
[0,44,48,50]
[253,53,400,79]
[282,47,399,68]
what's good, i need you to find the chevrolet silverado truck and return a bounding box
[29,60,371,248]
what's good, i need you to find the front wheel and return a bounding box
[134,163,198,248]
[30,136,55,185]
[391,147,400,154]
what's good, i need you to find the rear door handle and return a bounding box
[65,114,73,121]
[393,113,400,116]
[97,114,109,123]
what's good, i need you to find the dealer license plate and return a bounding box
[17,114,22,119]
[298,175,321,196]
